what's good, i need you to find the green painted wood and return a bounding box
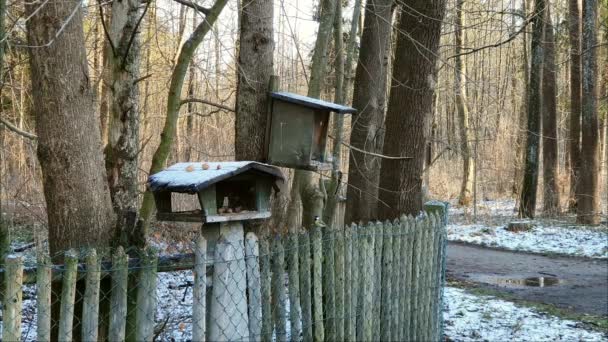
[268,101,316,169]
[272,236,287,341]
[198,185,217,216]
[192,235,207,342]
[260,238,273,342]
[298,231,313,342]
[109,247,129,341]
[3,255,23,342]
[82,249,100,341]
[255,179,272,213]
[58,250,78,342]
[136,247,158,341]
[322,227,335,341]
[380,221,393,342]
[286,232,302,341]
[311,225,324,341]
[343,224,353,341]
[36,253,51,342]
[334,226,345,341]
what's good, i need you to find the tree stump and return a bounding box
[506,221,533,233]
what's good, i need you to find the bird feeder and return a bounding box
[265,91,356,171]
[148,161,284,224]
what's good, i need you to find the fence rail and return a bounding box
[0,206,447,341]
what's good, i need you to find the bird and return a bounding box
[313,216,327,228]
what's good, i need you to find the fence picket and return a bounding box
[361,224,374,342]
[380,221,393,342]
[311,225,325,341]
[109,246,129,341]
[36,253,51,342]
[343,224,353,341]
[298,231,313,342]
[245,233,261,342]
[323,226,335,341]
[82,249,100,341]
[136,247,158,341]
[272,236,287,341]
[4,255,23,342]
[260,237,273,342]
[392,219,403,342]
[334,226,345,341]
[372,221,384,337]
[351,223,361,341]
[192,235,207,342]
[286,232,301,341]
[410,216,422,341]
[58,250,78,342]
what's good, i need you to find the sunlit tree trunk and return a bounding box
[568,0,583,211]
[378,0,447,218]
[542,9,560,214]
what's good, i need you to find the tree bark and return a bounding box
[235,0,274,161]
[568,0,583,211]
[378,0,447,218]
[25,0,116,254]
[104,0,144,245]
[139,0,229,231]
[542,9,560,214]
[455,0,474,206]
[518,0,545,218]
[345,0,394,223]
[577,0,600,224]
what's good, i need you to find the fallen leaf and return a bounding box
[202,163,210,170]
[185,165,195,172]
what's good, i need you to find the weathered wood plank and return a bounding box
[82,249,100,341]
[245,233,261,342]
[392,218,403,342]
[260,237,273,342]
[380,221,393,342]
[343,224,353,341]
[192,235,207,342]
[311,225,324,341]
[323,227,335,341]
[286,232,301,342]
[272,236,287,341]
[36,253,52,342]
[136,248,158,342]
[298,231,313,342]
[372,221,383,337]
[361,224,374,342]
[58,250,78,342]
[109,247,129,341]
[334,226,345,341]
[4,254,23,342]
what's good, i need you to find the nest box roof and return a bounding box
[148,161,285,193]
[270,91,357,114]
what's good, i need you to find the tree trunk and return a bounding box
[104,0,144,244]
[25,0,116,254]
[568,0,583,211]
[518,0,545,218]
[455,0,474,206]
[285,0,337,230]
[345,0,394,223]
[235,0,274,161]
[139,0,229,231]
[378,0,447,218]
[513,0,529,197]
[577,0,600,224]
[542,9,560,214]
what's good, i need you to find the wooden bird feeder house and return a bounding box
[266,91,356,171]
[148,161,284,224]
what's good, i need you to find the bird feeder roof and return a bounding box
[148,161,285,194]
[270,91,357,114]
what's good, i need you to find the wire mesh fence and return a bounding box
[0,208,447,342]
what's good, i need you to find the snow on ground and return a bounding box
[447,199,608,259]
[444,286,607,342]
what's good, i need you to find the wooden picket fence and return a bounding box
[0,209,447,341]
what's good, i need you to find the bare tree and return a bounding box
[542,8,560,214]
[518,0,545,218]
[25,0,116,253]
[568,0,583,211]
[577,0,601,224]
[378,0,447,218]
[345,0,394,222]
[235,0,274,161]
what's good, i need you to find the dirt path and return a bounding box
[446,242,608,316]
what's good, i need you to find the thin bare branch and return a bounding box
[171,0,210,14]
[328,134,412,160]
[0,117,37,140]
[179,98,234,112]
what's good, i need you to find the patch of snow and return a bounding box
[444,286,607,341]
[447,223,608,258]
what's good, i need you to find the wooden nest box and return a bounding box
[266,92,356,171]
[148,162,284,224]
